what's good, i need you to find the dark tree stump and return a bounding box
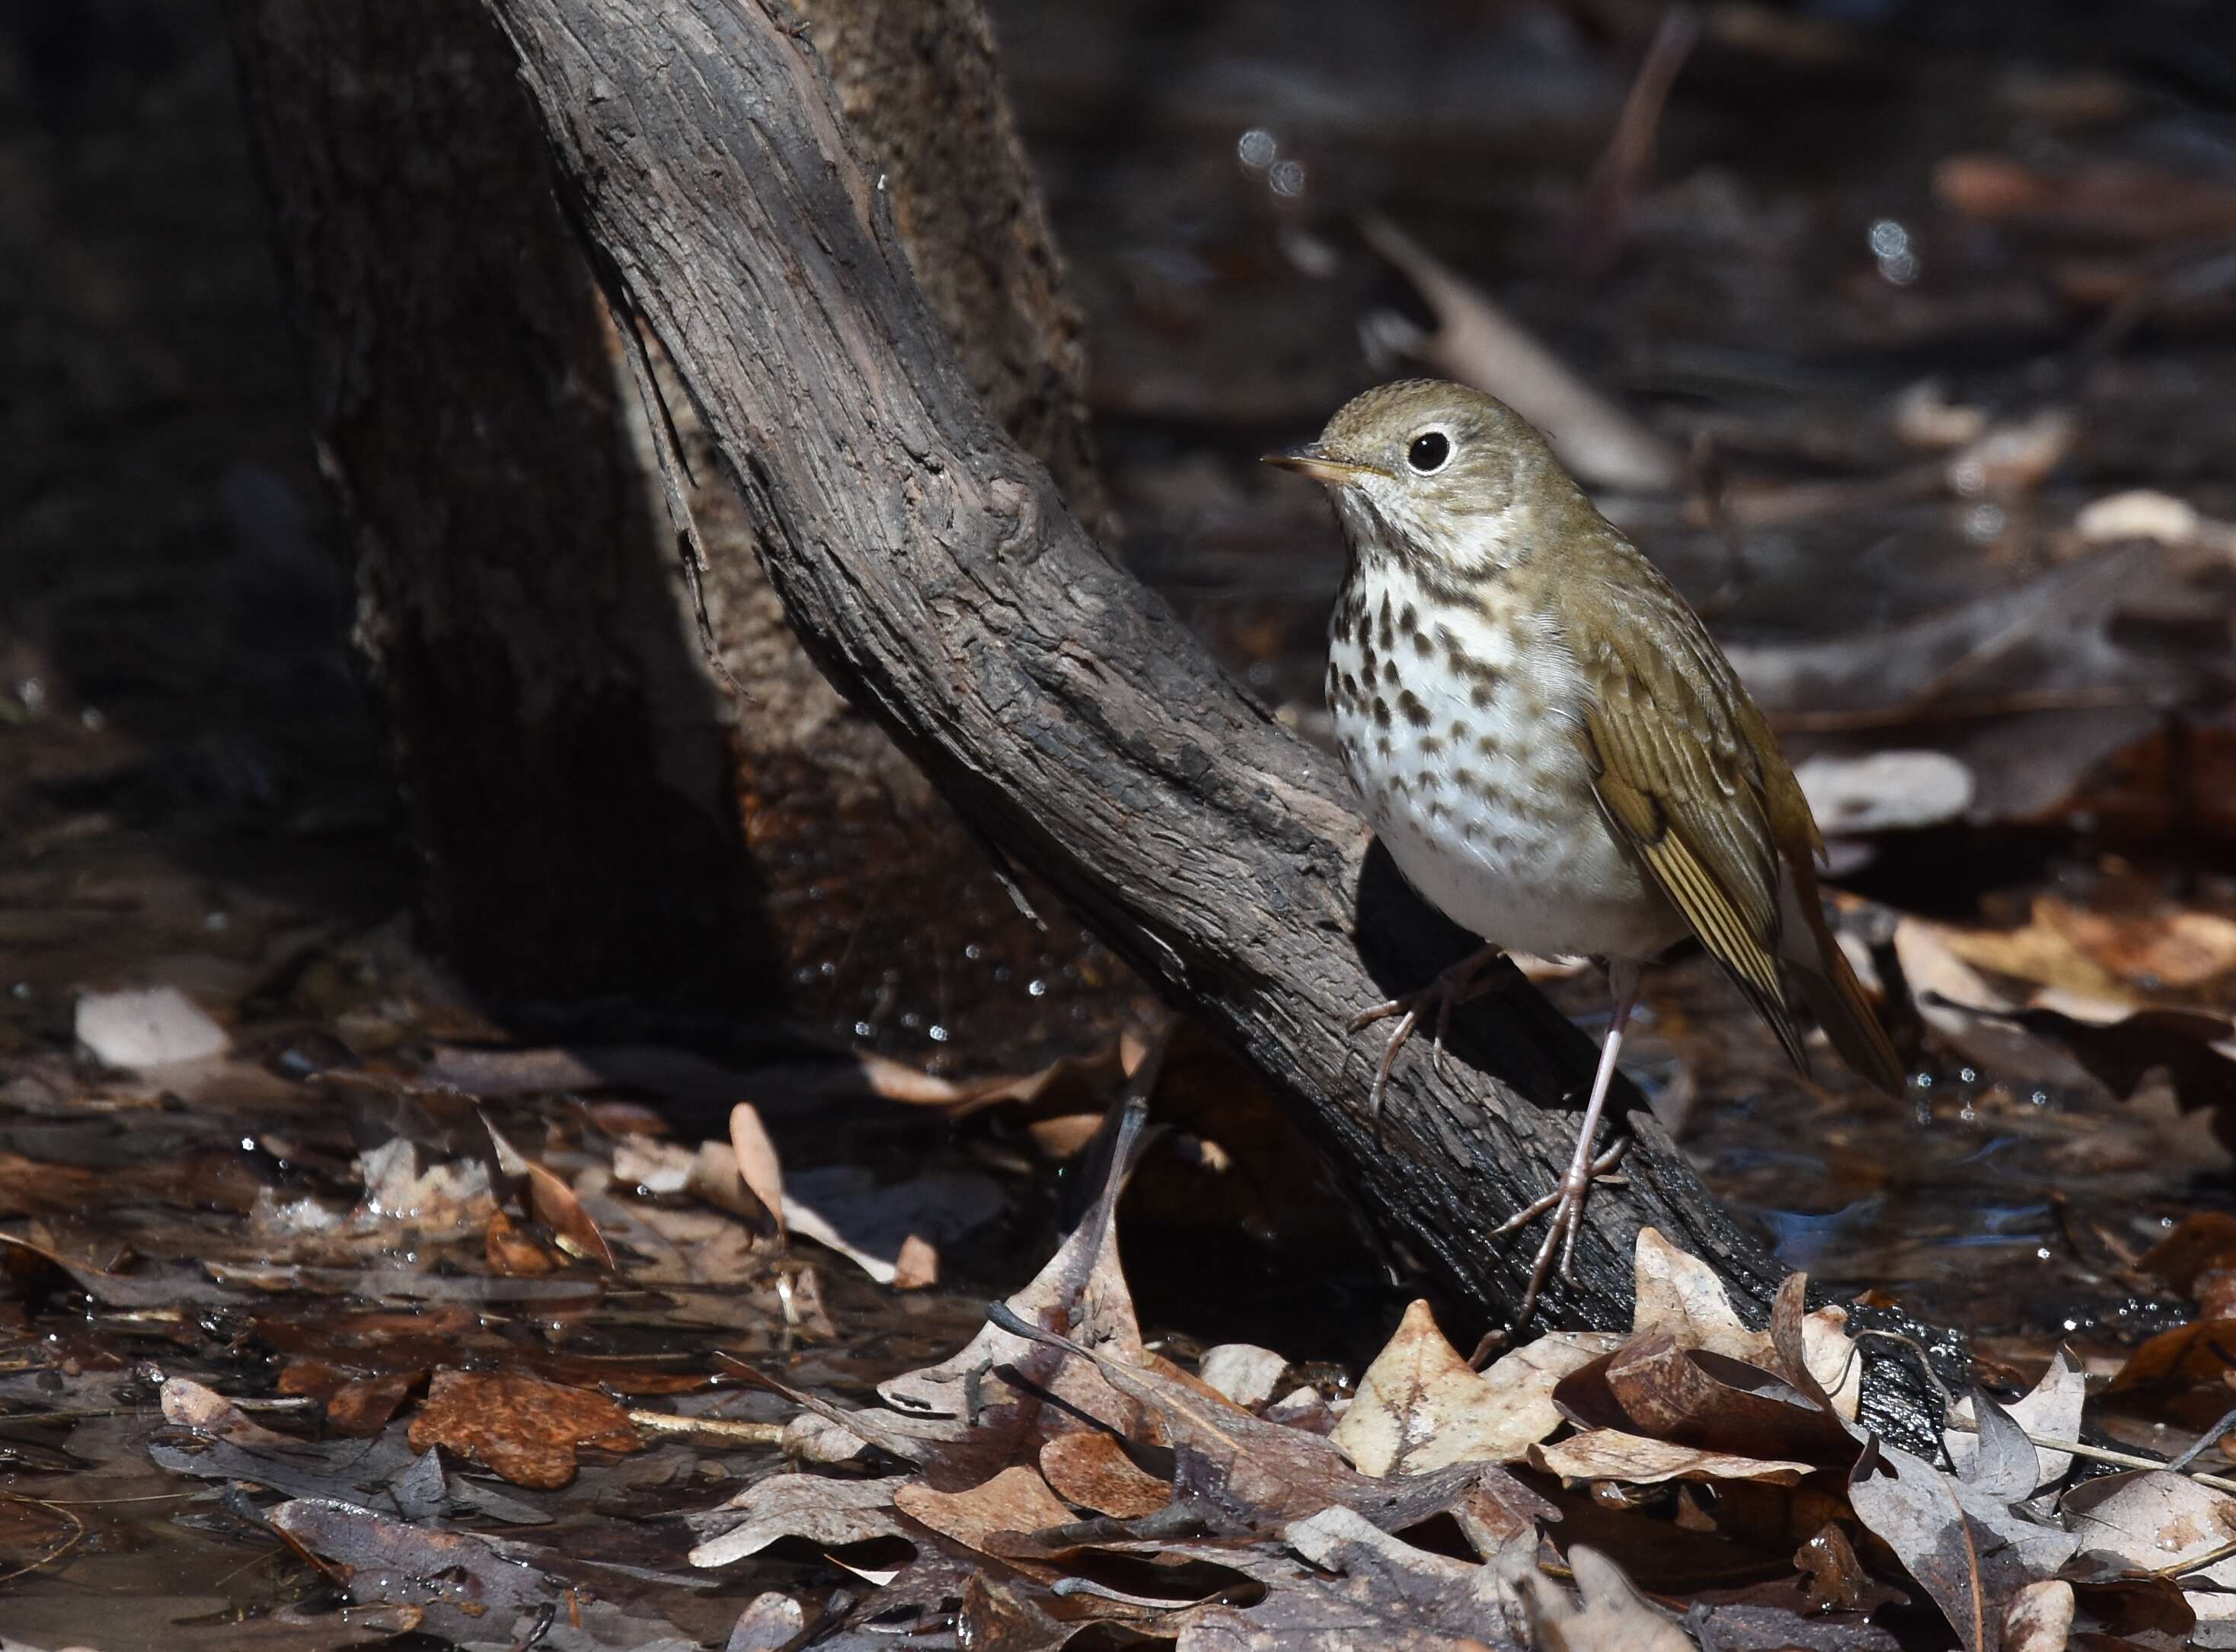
[223,0,1130,1059]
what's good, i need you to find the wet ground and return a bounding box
[5,1,2236,1645]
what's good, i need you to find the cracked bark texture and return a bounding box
[224,0,1122,1046]
[478,0,1951,1446]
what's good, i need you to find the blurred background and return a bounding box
[4,0,2236,1633]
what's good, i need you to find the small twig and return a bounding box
[1942,1414,2236,1497]
[0,1491,87,1586]
[2167,1401,2236,1472]
[625,1409,787,1447]
[2160,1533,2236,1579]
[1570,5,1700,277]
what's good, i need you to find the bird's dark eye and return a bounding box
[1407,431,1452,474]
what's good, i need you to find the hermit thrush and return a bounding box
[1266,379,1904,1323]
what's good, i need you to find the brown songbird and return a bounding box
[1266,379,1903,1323]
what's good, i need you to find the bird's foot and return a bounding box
[1346,946,1505,1123]
[1493,1137,1628,1334]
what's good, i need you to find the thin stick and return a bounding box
[626,1409,787,1447]
[1944,1414,2236,1497]
[0,1492,86,1586]
[2160,1534,2236,1579]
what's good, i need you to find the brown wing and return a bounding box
[1562,556,1813,1075]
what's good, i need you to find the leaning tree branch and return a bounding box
[482,0,1943,1445]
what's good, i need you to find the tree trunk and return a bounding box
[478,0,1948,1447]
[223,0,1125,1058]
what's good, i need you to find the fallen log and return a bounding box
[481,0,1948,1447]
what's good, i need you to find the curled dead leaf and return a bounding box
[1530,1429,1814,1486]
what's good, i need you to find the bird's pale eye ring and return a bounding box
[1407,430,1452,474]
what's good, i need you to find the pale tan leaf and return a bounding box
[728,1101,786,1241]
[2001,1579,2074,1652]
[1336,1302,1621,1477]
[890,1233,938,1290]
[1531,1429,1813,1486]
[1632,1227,1759,1359]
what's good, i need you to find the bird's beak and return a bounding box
[1261,444,1381,487]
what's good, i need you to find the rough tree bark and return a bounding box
[480,0,1948,1443]
[224,0,1123,1048]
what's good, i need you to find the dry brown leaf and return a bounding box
[1530,1429,1814,1486]
[957,1574,1070,1648]
[329,1372,420,1437]
[523,1160,614,1267]
[1934,152,2236,241]
[2104,1317,2236,1398]
[1631,1226,1768,1358]
[1946,407,2079,500]
[890,1232,938,1290]
[2045,900,2236,994]
[873,1110,1148,1439]
[2142,1212,2236,1295]
[1038,1431,1171,1519]
[1848,1440,1996,1652]
[1631,1229,1861,1418]
[2075,487,2209,547]
[989,1303,1495,1536]
[688,1472,903,1567]
[893,1464,1075,1560]
[1022,1111,1104,1158]
[1334,1299,1615,1475]
[854,1049,1094,1113]
[1934,899,2134,1003]
[406,1366,640,1490]
[727,1101,785,1240]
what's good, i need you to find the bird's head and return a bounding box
[1263,379,1593,579]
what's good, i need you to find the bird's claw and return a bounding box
[1346,947,1503,1124]
[1493,1140,1628,1332]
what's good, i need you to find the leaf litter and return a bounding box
[14,979,2236,1651]
[670,1108,2236,1650]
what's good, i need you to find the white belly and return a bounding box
[1327,565,1684,963]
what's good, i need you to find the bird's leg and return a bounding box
[1347,944,1505,1123]
[1494,959,1640,1331]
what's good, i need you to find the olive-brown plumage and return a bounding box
[1267,379,1902,1323]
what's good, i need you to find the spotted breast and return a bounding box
[1324,558,1688,965]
